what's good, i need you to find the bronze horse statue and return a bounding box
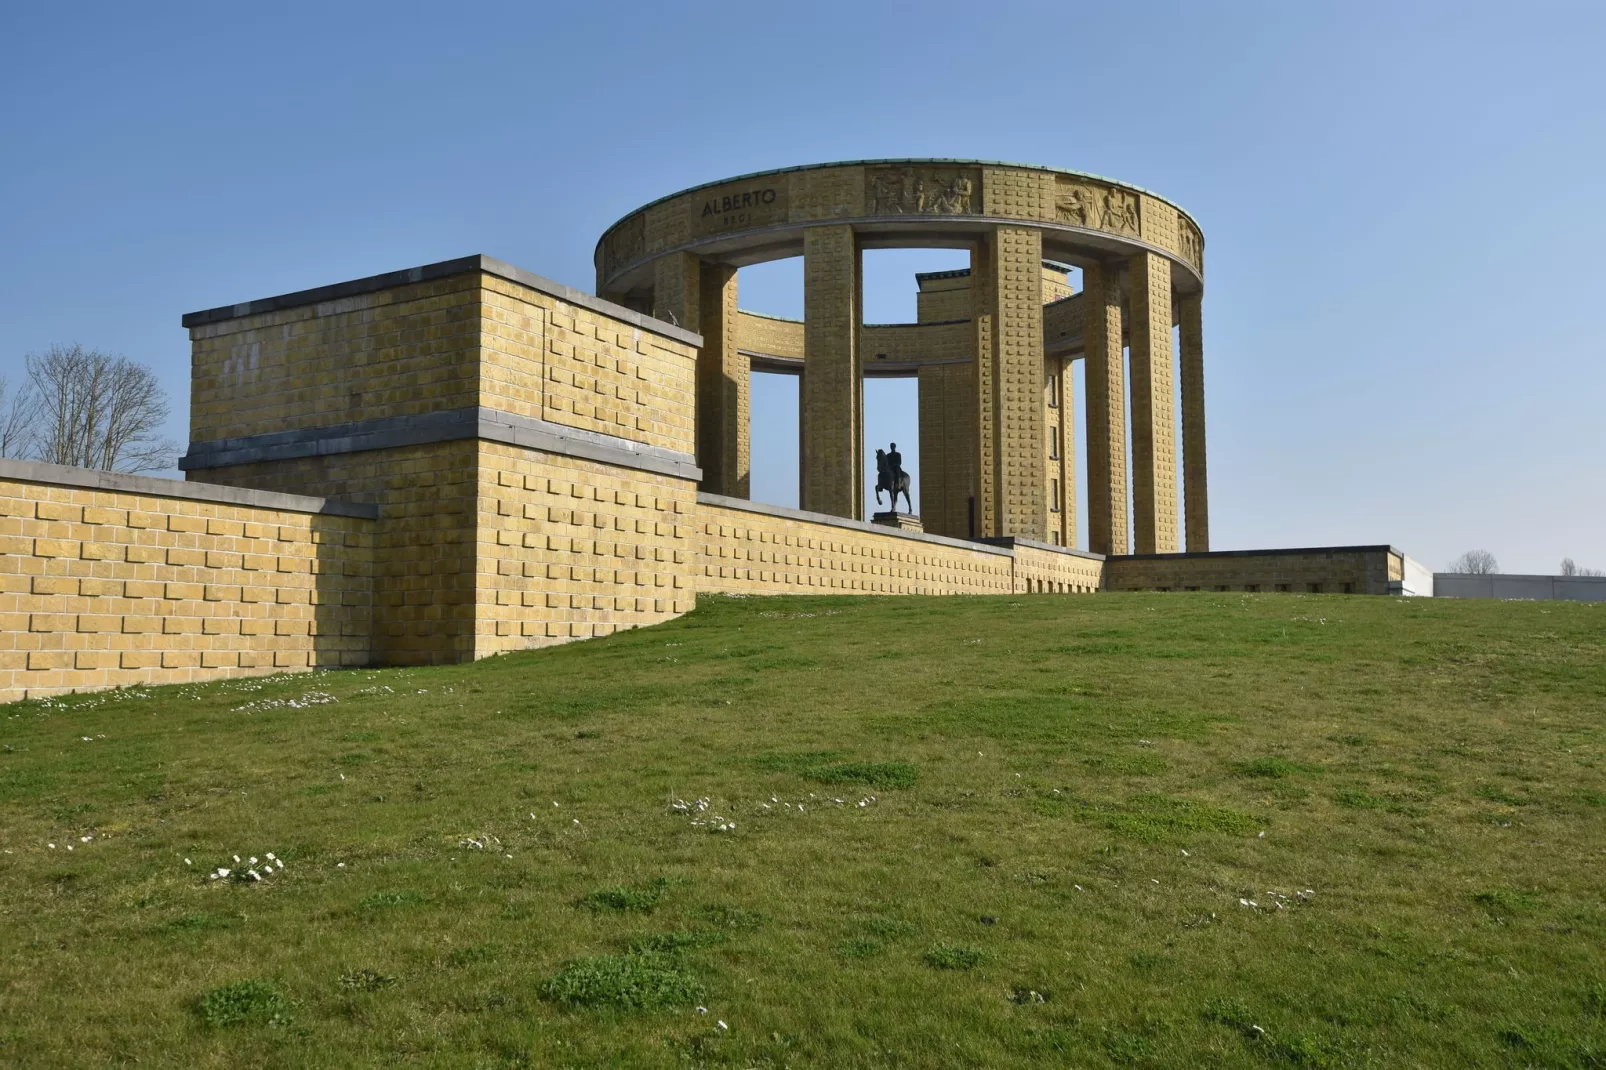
[875,446,912,513]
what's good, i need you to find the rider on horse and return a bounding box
[875,442,912,513]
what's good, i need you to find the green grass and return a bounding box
[1,591,1604,1067]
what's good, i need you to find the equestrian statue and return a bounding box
[875,442,912,514]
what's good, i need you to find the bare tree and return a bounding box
[1560,558,1605,577]
[23,345,177,473]
[1447,549,1499,575]
[0,376,36,459]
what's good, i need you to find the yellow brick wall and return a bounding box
[735,312,804,360]
[0,477,372,703]
[471,442,696,655]
[198,441,480,666]
[1012,542,1104,593]
[696,498,1014,596]
[1104,550,1400,595]
[189,276,481,443]
[475,274,699,456]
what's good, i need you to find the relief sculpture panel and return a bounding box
[1054,178,1140,238]
[867,167,979,216]
[1177,218,1204,272]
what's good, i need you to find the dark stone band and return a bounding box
[180,407,703,483]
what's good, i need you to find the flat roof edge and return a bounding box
[180,255,703,348]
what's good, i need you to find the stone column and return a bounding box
[971,226,1046,540]
[801,225,862,519]
[1084,261,1128,556]
[1128,251,1179,554]
[1179,292,1209,552]
[1044,354,1073,547]
[917,361,975,540]
[654,254,749,498]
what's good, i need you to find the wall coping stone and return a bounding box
[0,458,379,519]
[181,406,703,482]
[697,493,1013,557]
[980,536,1105,562]
[1113,545,1402,562]
[180,254,704,348]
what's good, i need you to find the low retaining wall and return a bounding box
[695,494,1019,595]
[1104,545,1404,595]
[1433,573,1606,602]
[0,460,375,702]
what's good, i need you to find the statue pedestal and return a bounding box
[872,512,923,533]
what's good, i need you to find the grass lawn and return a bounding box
[2,592,1604,1068]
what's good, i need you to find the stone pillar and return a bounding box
[1128,251,1179,554]
[654,254,749,498]
[1044,354,1073,547]
[1084,262,1128,556]
[801,225,862,519]
[972,226,1046,540]
[970,236,997,538]
[917,361,975,540]
[1179,292,1209,552]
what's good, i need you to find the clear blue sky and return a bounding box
[2,2,1601,573]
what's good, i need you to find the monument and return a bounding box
[595,159,1207,554]
[0,159,1427,703]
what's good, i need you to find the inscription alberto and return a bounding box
[701,187,778,217]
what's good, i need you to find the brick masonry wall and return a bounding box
[735,312,804,360]
[189,275,481,444]
[1104,548,1402,595]
[697,496,1016,596]
[1011,541,1105,593]
[197,441,480,666]
[472,442,696,656]
[481,274,698,456]
[0,468,372,703]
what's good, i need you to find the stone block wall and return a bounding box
[0,461,374,702]
[1008,539,1105,594]
[471,442,696,655]
[696,494,1016,596]
[1104,547,1403,595]
[189,272,481,444]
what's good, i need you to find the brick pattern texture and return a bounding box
[801,226,862,519]
[697,502,1014,596]
[1083,262,1128,556]
[1179,293,1209,552]
[0,478,371,702]
[1105,550,1400,595]
[1128,252,1179,554]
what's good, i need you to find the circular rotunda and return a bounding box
[594,159,1208,555]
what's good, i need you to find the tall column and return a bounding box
[801,225,862,519]
[654,254,749,498]
[1084,262,1128,555]
[1179,292,1209,552]
[1044,354,1074,547]
[918,361,976,540]
[970,235,997,538]
[971,226,1046,540]
[1128,251,1178,554]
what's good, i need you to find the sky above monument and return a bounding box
[1,1,1601,573]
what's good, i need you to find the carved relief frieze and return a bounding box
[867,167,979,216]
[1055,179,1140,238]
[1177,218,1204,272]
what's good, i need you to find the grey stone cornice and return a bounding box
[180,407,703,483]
[1113,545,1401,561]
[979,536,1106,562]
[180,254,704,349]
[0,458,379,519]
